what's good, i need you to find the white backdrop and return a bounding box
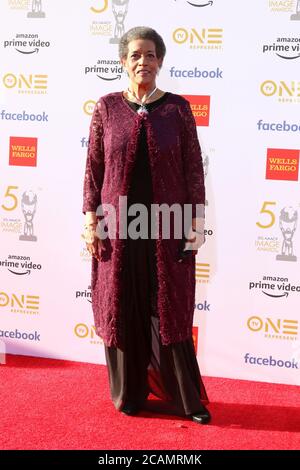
[1,0,300,386]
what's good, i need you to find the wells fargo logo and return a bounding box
[183,95,210,126]
[9,137,37,167]
[266,148,299,181]
[247,315,298,340]
[173,27,223,49]
[0,291,39,314]
[260,80,300,102]
[3,73,48,94]
[90,0,109,13]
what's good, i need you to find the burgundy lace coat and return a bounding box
[82,91,205,348]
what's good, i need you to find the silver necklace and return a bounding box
[126,86,158,115]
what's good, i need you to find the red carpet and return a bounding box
[0,354,299,450]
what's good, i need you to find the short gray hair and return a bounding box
[119,26,166,66]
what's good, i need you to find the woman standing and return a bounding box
[82,27,210,424]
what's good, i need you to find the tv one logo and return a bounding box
[173,28,223,47]
[83,100,96,116]
[0,292,39,311]
[74,323,103,343]
[3,73,48,93]
[247,315,298,338]
[261,80,300,99]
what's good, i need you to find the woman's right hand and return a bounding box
[83,223,105,261]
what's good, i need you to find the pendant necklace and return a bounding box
[126,86,158,115]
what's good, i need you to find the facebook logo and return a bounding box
[257,119,300,132]
[1,110,48,122]
[195,301,210,311]
[81,137,89,147]
[170,66,223,79]
[244,353,298,369]
[0,329,41,342]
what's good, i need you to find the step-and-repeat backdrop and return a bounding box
[1,0,300,386]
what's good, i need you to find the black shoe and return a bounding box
[190,405,211,424]
[121,403,140,416]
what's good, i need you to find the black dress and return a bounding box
[104,92,209,416]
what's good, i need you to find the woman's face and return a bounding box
[122,39,162,88]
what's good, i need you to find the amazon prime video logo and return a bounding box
[263,36,300,60]
[84,58,125,81]
[3,33,50,54]
[249,275,300,298]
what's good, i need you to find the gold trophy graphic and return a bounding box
[291,0,300,20]
[27,0,45,18]
[19,191,38,242]
[109,0,129,44]
[276,207,298,262]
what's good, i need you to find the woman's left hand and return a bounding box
[184,217,206,254]
[184,232,205,255]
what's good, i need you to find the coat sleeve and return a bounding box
[82,99,105,214]
[179,99,206,219]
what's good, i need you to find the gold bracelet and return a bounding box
[84,222,97,229]
[82,229,97,243]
